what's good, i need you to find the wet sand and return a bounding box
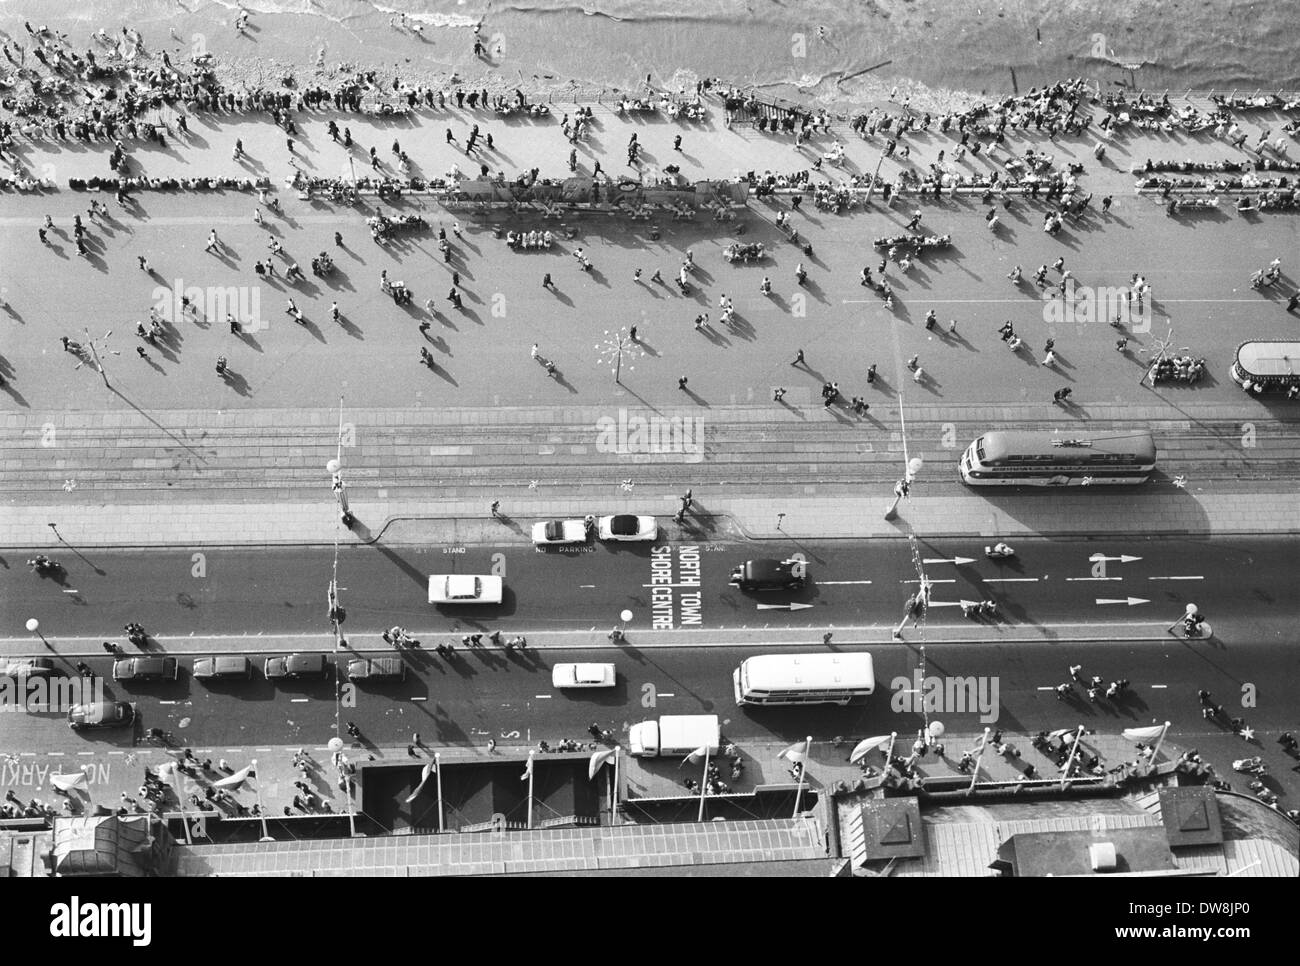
[1,0,1296,119]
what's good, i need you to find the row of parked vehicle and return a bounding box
[3,653,408,688]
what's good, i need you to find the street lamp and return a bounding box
[884,457,924,521]
[25,618,48,648]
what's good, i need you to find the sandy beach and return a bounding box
[1,0,1297,120]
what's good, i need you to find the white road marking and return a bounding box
[923,556,976,565]
[659,693,676,698]
[1148,576,1203,581]
[77,751,94,756]
[1067,577,1122,581]
[904,578,955,584]
[158,700,177,705]
[580,584,596,588]
[225,749,242,752]
[1037,686,1057,691]
[411,697,427,702]
[535,694,553,699]
[108,751,125,756]
[982,577,1040,583]
[1096,597,1150,606]
[1150,684,1167,689]
[254,748,272,752]
[19,753,36,757]
[290,698,309,703]
[640,583,705,588]
[819,580,873,585]
[48,752,65,757]
[62,588,79,594]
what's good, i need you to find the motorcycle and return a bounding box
[1233,757,1266,774]
[27,555,64,576]
[984,543,1015,560]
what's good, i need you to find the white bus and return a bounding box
[733,653,875,706]
[958,430,1156,486]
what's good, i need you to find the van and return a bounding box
[628,714,720,758]
[346,657,406,682]
[264,654,330,680]
[193,656,254,681]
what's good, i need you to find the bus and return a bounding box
[733,653,875,706]
[1230,341,1300,398]
[958,430,1156,486]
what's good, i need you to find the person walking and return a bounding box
[792,349,805,367]
[678,375,689,390]
[490,500,501,518]
[773,387,787,402]
[673,134,682,151]
[205,229,218,253]
[1053,387,1072,404]
[137,255,150,272]
[542,272,553,289]
[906,354,919,371]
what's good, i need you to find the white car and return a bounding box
[428,574,504,604]
[551,663,617,689]
[597,514,657,542]
[531,518,591,545]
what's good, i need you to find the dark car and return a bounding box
[728,557,808,591]
[68,701,135,730]
[112,656,180,682]
[264,653,329,680]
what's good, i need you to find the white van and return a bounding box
[428,574,503,604]
[628,714,720,758]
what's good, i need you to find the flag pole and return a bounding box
[611,748,620,825]
[1148,721,1171,763]
[697,747,710,822]
[526,751,535,829]
[435,753,444,832]
[170,765,193,845]
[792,735,811,818]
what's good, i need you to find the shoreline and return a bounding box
[2,1,1298,124]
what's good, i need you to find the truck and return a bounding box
[628,714,720,758]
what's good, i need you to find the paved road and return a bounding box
[3,536,1295,641]
[6,636,1296,801]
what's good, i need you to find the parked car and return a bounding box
[193,656,254,681]
[597,514,657,541]
[68,701,135,730]
[728,557,808,591]
[551,663,617,689]
[112,656,180,682]
[427,574,504,604]
[2,657,54,677]
[264,654,330,680]
[346,657,406,682]
[531,518,592,545]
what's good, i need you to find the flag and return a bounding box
[1122,725,1167,742]
[588,748,616,781]
[213,764,255,790]
[520,755,533,782]
[781,739,810,764]
[404,761,435,804]
[849,735,892,764]
[682,745,710,766]
[50,771,89,793]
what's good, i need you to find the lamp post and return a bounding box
[25,618,49,648]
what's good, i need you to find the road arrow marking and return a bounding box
[982,577,1040,583]
[1096,597,1150,606]
[1088,554,1142,563]
[1148,576,1203,581]
[757,602,815,611]
[1067,577,1122,581]
[819,580,873,585]
[923,556,976,565]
